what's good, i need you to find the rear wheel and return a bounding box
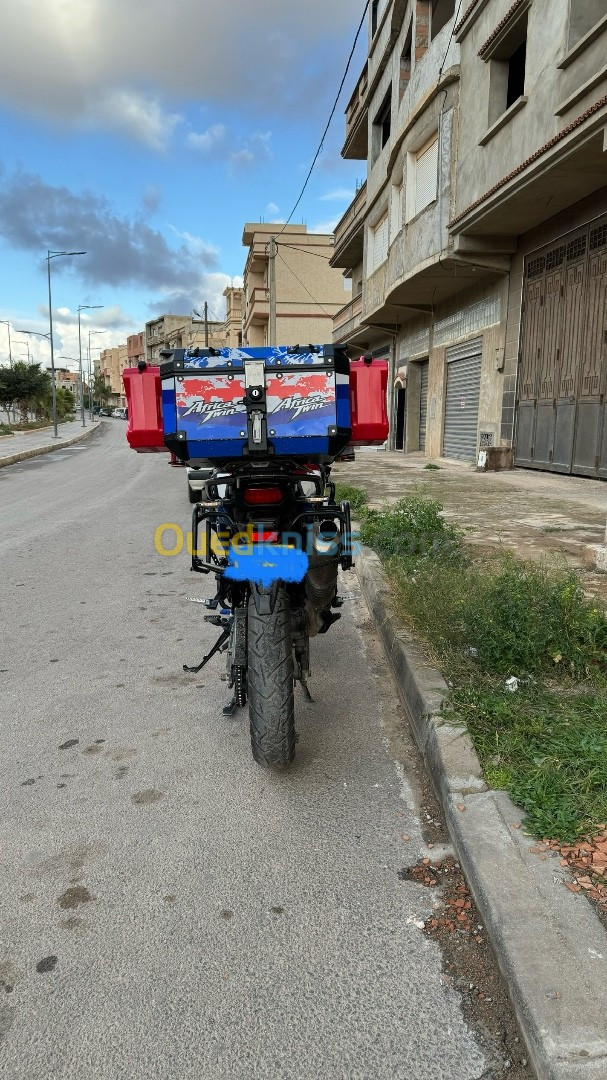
[247,586,295,769]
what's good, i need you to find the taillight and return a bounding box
[251,530,280,543]
[243,486,283,505]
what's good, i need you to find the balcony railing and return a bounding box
[332,183,367,267]
[343,63,369,160]
[333,292,363,334]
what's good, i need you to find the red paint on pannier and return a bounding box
[349,358,389,446]
[123,365,167,452]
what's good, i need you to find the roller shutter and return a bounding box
[443,339,482,460]
[419,360,429,451]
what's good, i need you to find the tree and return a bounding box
[0,366,18,423]
[56,387,75,420]
[92,373,111,409]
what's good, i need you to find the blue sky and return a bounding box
[0,0,367,371]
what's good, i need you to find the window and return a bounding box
[430,0,456,41]
[372,90,392,163]
[369,215,389,274]
[486,8,528,123]
[506,39,526,109]
[406,135,439,221]
[400,22,413,99]
[371,0,379,36]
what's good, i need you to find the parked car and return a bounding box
[112,407,128,419]
[99,408,112,417]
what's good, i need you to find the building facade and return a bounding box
[242,224,350,347]
[97,346,129,408]
[223,287,243,348]
[144,314,230,362]
[127,332,145,367]
[332,0,607,476]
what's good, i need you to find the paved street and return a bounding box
[1,422,503,1079]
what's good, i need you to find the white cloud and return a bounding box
[188,126,273,170]
[0,0,359,138]
[187,124,228,154]
[266,202,280,215]
[319,188,355,202]
[90,90,182,151]
[309,218,340,235]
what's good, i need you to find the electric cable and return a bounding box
[275,242,333,261]
[276,0,371,236]
[276,251,335,319]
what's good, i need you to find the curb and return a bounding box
[0,422,101,469]
[357,546,607,1080]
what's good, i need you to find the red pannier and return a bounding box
[349,357,389,446]
[123,365,167,453]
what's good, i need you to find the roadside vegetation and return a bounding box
[335,482,607,844]
[0,362,75,427]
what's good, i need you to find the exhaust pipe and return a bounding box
[305,521,340,637]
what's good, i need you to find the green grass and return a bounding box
[353,488,607,842]
[333,482,369,513]
[0,423,13,436]
[423,462,441,470]
[445,686,607,842]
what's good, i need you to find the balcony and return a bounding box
[331,183,367,269]
[332,292,364,344]
[342,63,368,160]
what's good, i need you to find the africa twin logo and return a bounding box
[181,400,246,423]
[270,393,331,420]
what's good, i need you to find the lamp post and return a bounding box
[47,250,86,437]
[78,305,103,428]
[88,330,106,419]
[0,320,13,366]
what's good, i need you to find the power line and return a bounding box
[438,0,465,79]
[275,241,333,261]
[276,251,335,319]
[277,0,371,237]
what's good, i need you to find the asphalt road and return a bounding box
[0,422,488,1079]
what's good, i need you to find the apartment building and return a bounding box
[223,287,243,348]
[98,345,128,408]
[241,224,350,347]
[127,332,145,367]
[332,0,607,477]
[49,368,79,395]
[145,314,227,362]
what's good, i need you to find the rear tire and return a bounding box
[247,586,295,769]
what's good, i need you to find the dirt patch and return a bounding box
[400,858,536,1078]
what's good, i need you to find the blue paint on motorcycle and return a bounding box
[225,545,309,587]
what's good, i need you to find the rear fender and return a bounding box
[250,582,282,616]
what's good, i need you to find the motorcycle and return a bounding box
[183,458,353,768]
[123,344,388,769]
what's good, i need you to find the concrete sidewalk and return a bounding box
[0,419,102,468]
[334,449,607,601]
[339,452,607,1078]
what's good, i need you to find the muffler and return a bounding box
[305,521,340,637]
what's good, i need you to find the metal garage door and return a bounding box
[516,215,607,477]
[443,339,482,460]
[419,360,429,451]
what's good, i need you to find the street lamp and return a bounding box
[88,330,106,419]
[78,305,104,428]
[47,250,86,438]
[0,320,13,366]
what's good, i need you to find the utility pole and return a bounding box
[268,236,277,347]
[204,302,209,347]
